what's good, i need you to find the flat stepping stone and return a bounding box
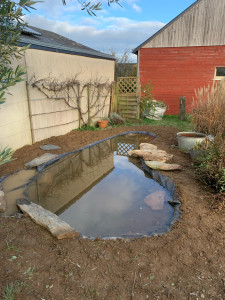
[145,161,182,171]
[25,153,58,168]
[17,199,79,239]
[40,144,61,150]
[0,190,5,212]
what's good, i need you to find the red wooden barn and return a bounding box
[133,0,225,114]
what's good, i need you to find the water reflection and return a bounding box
[28,134,174,238]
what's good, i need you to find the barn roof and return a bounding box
[19,25,115,61]
[133,0,203,54]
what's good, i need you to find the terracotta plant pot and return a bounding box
[97,120,108,128]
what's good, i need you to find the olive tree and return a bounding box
[0,0,36,103]
[0,0,120,103]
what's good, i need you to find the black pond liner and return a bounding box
[2,131,181,238]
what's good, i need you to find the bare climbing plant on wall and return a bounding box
[30,75,112,128]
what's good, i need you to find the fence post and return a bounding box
[115,81,118,113]
[78,83,81,129]
[179,96,186,121]
[26,81,35,144]
[136,78,141,119]
[87,84,91,126]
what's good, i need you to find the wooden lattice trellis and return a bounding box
[116,77,140,120]
[118,77,137,94]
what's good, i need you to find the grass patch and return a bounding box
[138,115,193,131]
[73,115,193,132]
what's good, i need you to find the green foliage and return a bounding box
[0,147,16,165]
[140,115,193,131]
[0,0,36,102]
[140,81,154,118]
[62,0,121,16]
[193,135,225,194]
[109,112,125,125]
[76,125,99,131]
[2,281,25,300]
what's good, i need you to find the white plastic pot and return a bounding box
[146,105,167,120]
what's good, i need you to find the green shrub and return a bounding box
[109,112,125,125]
[193,135,225,194]
[139,81,154,118]
[0,147,15,165]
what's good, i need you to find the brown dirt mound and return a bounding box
[0,126,224,300]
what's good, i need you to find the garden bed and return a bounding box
[0,125,224,300]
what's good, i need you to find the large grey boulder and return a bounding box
[17,199,79,239]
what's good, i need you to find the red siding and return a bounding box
[139,46,225,114]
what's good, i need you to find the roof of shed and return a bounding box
[132,0,202,54]
[19,25,115,61]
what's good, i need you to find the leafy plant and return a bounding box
[0,147,16,165]
[140,81,154,118]
[0,0,36,103]
[62,0,121,16]
[109,112,125,125]
[193,135,225,194]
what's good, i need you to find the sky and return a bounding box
[23,0,196,61]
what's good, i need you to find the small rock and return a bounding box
[40,144,61,151]
[145,161,182,171]
[139,143,157,150]
[25,153,59,168]
[17,199,79,239]
[0,190,6,212]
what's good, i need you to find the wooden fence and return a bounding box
[115,77,140,120]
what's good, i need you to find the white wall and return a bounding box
[0,49,115,149]
[0,56,32,150]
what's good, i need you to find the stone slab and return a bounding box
[25,153,58,168]
[0,190,5,212]
[128,149,173,163]
[145,161,182,171]
[139,143,157,150]
[40,144,61,151]
[17,199,80,239]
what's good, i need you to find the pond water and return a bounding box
[27,133,177,239]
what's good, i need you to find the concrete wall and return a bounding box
[0,56,32,150]
[0,49,115,150]
[25,49,114,143]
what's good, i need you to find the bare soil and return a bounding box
[0,125,224,300]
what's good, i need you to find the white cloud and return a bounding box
[132,3,142,13]
[24,13,164,60]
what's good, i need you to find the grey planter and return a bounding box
[177,132,207,151]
